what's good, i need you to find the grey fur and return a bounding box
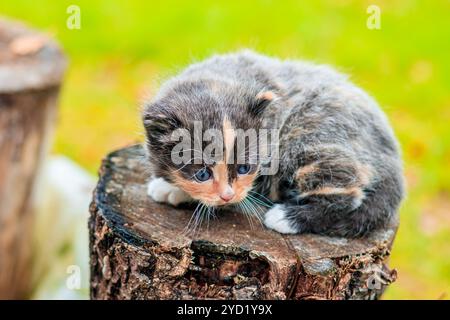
[143,50,405,237]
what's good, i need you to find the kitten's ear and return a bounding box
[143,103,182,140]
[249,91,275,116]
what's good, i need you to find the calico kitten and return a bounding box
[142,50,404,237]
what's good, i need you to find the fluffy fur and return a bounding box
[142,50,405,237]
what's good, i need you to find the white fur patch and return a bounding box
[147,177,190,206]
[264,204,297,234]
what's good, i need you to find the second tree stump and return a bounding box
[0,19,66,299]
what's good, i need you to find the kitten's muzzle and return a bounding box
[219,186,235,202]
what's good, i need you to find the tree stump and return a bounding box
[90,145,398,300]
[0,19,66,299]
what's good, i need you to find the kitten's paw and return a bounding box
[147,177,190,206]
[264,204,297,234]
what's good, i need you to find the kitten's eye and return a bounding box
[194,168,212,182]
[237,164,251,175]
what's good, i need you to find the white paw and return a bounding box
[147,177,190,206]
[264,204,297,234]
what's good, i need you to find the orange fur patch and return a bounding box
[172,168,257,206]
[232,172,258,202]
[295,163,317,180]
[172,172,219,204]
[212,162,229,194]
[256,91,275,101]
[223,117,235,164]
[302,186,363,199]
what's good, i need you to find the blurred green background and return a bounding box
[1,0,449,299]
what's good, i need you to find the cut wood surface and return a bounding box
[0,19,66,299]
[90,145,398,300]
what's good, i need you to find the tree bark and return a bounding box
[0,19,66,299]
[90,145,398,300]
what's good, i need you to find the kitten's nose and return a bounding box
[220,187,235,202]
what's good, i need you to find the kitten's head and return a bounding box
[143,78,274,206]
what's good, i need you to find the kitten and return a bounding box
[142,50,404,237]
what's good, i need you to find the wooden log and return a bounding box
[89,145,398,300]
[0,19,66,299]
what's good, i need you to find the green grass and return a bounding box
[1,0,449,299]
